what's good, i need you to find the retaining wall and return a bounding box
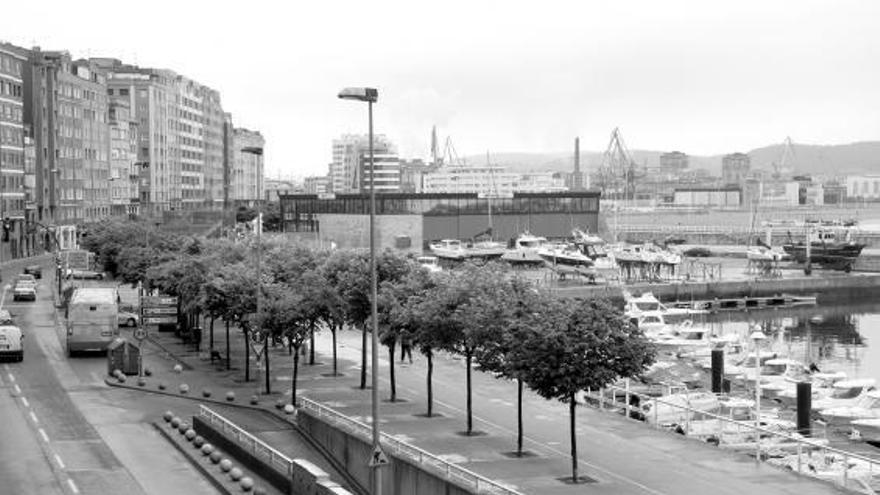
[297,409,475,495]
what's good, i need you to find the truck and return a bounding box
[66,287,119,356]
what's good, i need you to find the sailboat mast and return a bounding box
[487,150,493,232]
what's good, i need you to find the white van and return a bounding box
[0,325,23,362]
[67,288,119,355]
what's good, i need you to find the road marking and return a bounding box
[29,411,39,424]
[38,428,49,443]
[21,396,29,407]
[67,478,79,494]
[7,373,14,382]
[13,384,21,394]
[54,453,66,469]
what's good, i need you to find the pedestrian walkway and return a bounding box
[109,321,852,495]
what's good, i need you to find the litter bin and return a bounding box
[107,338,141,375]
[191,326,202,351]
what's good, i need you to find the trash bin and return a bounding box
[107,338,141,375]
[191,327,202,350]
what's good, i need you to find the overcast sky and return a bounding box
[5,1,879,178]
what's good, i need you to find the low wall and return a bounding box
[297,409,475,495]
[193,416,293,494]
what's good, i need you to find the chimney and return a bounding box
[573,137,583,190]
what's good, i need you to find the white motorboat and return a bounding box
[641,390,721,426]
[736,358,810,399]
[416,256,442,273]
[746,245,787,262]
[811,379,877,412]
[501,232,547,265]
[622,291,708,320]
[819,390,880,426]
[649,323,713,350]
[466,240,506,259]
[429,239,467,260]
[571,228,616,269]
[851,418,880,442]
[613,242,682,265]
[538,242,594,268]
[771,371,848,408]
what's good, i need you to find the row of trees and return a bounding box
[80,219,656,482]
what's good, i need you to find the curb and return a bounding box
[152,421,233,495]
[104,377,279,414]
[144,335,195,371]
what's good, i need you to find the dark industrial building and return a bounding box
[280,191,601,253]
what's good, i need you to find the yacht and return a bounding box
[429,239,468,260]
[501,232,547,265]
[416,256,442,273]
[771,371,849,408]
[537,242,594,268]
[622,291,708,320]
[641,390,720,426]
[851,418,880,442]
[571,228,616,269]
[811,379,877,412]
[818,390,880,426]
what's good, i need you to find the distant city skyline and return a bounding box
[6,0,879,178]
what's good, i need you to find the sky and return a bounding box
[5,0,880,179]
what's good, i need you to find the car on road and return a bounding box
[13,282,36,301]
[23,265,42,279]
[0,310,13,325]
[682,246,712,258]
[16,273,36,284]
[0,325,23,361]
[67,269,104,280]
[118,309,139,327]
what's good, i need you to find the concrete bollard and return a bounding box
[170,417,181,428]
[219,459,233,472]
[250,395,259,405]
[178,422,190,434]
[225,391,235,402]
[143,367,152,376]
[163,411,174,422]
[240,477,254,492]
[137,377,147,387]
[193,436,205,448]
[184,429,196,441]
[202,389,212,398]
[158,383,167,391]
[179,384,190,395]
[275,400,284,410]
[284,404,295,415]
[209,451,222,463]
[112,368,122,377]
[201,443,214,455]
[173,364,183,373]
[252,488,266,495]
[117,374,126,383]
[229,467,243,481]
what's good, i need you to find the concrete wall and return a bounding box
[316,214,423,254]
[297,409,475,495]
[423,212,598,245]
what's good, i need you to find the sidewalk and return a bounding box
[109,321,849,495]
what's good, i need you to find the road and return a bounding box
[0,261,219,495]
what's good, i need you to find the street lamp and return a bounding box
[338,86,382,495]
[750,329,767,463]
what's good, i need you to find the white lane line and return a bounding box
[21,396,29,407]
[13,384,21,394]
[67,478,79,494]
[38,428,49,443]
[54,453,66,469]
[7,373,14,382]
[29,411,39,424]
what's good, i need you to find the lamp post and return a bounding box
[750,329,767,464]
[338,86,382,495]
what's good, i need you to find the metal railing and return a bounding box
[583,385,880,492]
[198,405,294,477]
[298,397,525,495]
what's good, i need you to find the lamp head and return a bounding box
[338,87,378,103]
[749,330,768,342]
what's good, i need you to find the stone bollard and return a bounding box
[184,429,196,441]
[117,374,126,383]
[170,417,181,429]
[179,384,189,395]
[240,477,254,492]
[202,389,212,398]
[193,436,205,448]
[252,487,266,495]
[137,377,146,387]
[173,364,183,373]
[143,367,152,377]
[209,451,222,464]
[219,459,233,473]
[158,383,167,391]
[275,400,284,410]
[178,422,190,434]
[283,404,295,415]
[201,444,214,456]
[250,395,259,405]
[225,391,235,402]
[163,411,174,422]
[229,467,243,481]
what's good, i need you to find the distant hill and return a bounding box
[464,141,880,177]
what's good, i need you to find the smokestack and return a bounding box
[574,137,580,173]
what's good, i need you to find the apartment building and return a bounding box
[231,128,264,202]
[0,43,27,257]
[108,99,138,216]
[329,134,394,193]
[422,166,519,196]
[358,152,400,193]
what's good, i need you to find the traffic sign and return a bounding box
[143,316,177,325]
[133,328,147,341]
[142,296,177,307]
[143,307,177,315]
[368,445,389,467]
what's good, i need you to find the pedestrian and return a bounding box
[400,336,413,364]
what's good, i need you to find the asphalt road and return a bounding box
[0,261,219,495]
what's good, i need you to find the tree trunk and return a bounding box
[264,332,271,395]
[225,320,230,371]
[388,343,396,402]
[309,325,315,365]
[570,393,579,483]
[209,316,214,357]
[466,351,473,434]
[360,324,367,389]
[517,378,524,455]
[244,327,250,382]
[426,351,434,417]
[331,326,338,376]
[291,346,300,406]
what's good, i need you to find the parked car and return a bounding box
[23,265,42,279]
[0,325,23,362]
[0,309,13,325]
[118,310,139,327]
[13,282,36,301]
[683,246,712,258]
[67,269,104,280]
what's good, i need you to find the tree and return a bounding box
[473,276,548,456]
[201,262,259,381]
[518,298,656,483]
[258,284,311,406]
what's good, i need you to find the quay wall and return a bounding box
[555,273,880,304]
